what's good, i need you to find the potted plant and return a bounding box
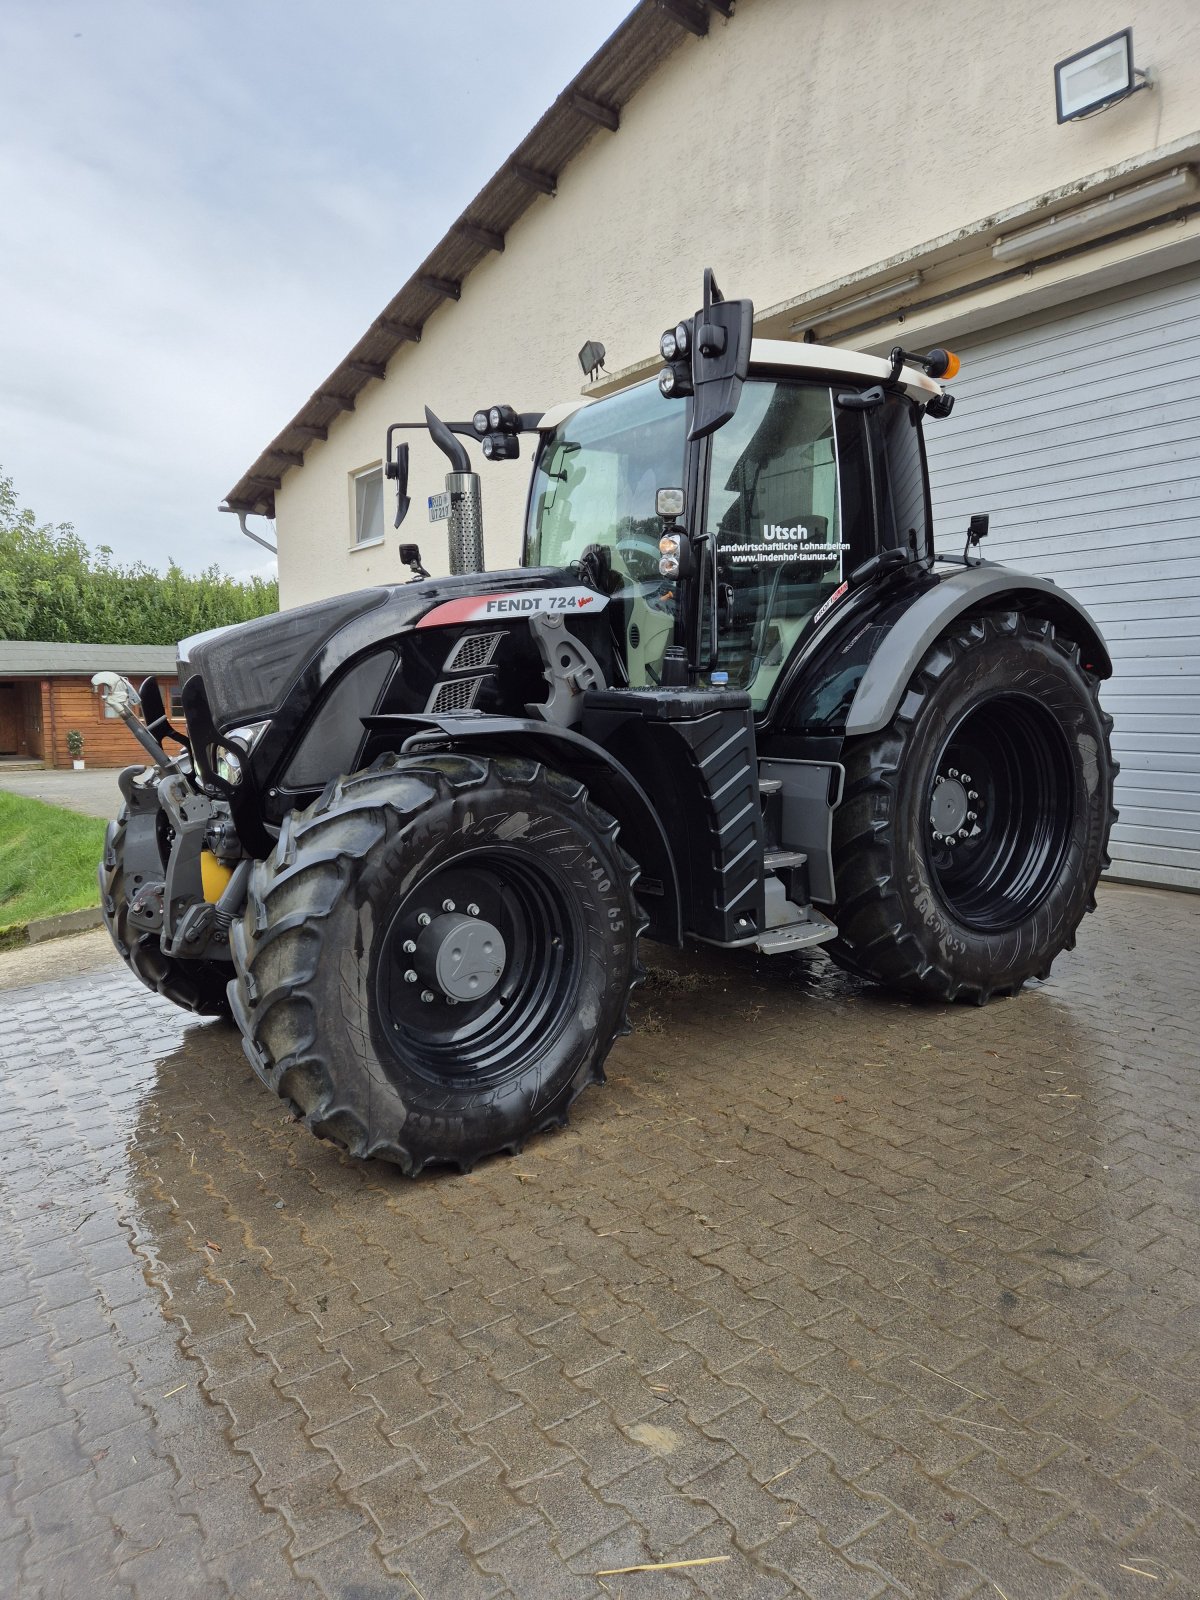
[66,730,85,770]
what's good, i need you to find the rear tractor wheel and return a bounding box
[829,611,1116,1003]
[229,754,645,1174]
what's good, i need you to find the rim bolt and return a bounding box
[417,912,431,928]
[402,939,416,954]
[466,903,480,916]
[446,997,458,1006]
[966,810,977,822]
[442,898,456,912]
[420,989,436,1004]
[968,790,979,801]
[948,767,959,779]
[404,969,418,984]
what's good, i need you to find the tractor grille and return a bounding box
[444,631,504,671]
[427,676,484,714]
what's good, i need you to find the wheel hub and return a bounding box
[413,911,506,1003]
[931,773,969,835]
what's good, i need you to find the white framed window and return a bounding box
[353,465,385,546]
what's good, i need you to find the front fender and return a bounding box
[362,713,683,945]
[844,565,1112,737]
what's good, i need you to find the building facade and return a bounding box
[227,0,1200,888]
[0,643,179,768]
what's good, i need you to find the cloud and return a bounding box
[0,0,630,577]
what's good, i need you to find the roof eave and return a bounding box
[223,0,722,520]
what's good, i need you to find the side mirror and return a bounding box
[385,431,411,528]
[688,282,753,441]
[657,271,754,439]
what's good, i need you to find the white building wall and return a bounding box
[272,0,1200,607]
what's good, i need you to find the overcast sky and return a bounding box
[0,1,630,577]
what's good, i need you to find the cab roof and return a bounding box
[538,338,941,431]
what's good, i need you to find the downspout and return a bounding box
[232,509,277,555]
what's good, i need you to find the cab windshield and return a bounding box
[525,377,849,706]
[525,381,686,687]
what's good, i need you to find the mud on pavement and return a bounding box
[1,882,1197,1598]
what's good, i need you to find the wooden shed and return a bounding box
[0,642,179,769]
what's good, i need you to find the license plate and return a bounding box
[427,492,451,523]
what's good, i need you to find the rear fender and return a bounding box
[362,713,683,944]
[845,565,1111,737]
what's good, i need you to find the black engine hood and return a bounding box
[181,566,573,730]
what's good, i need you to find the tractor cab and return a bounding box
[525,341,940,714]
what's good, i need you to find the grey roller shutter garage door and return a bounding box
[924,265,1200,891]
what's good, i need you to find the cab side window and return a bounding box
[707,381,847,708]
[875,395,929,555]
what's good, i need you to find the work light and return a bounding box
[472,410,489,435]
[660,328,678,361]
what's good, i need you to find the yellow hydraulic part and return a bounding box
[200,849,234,902]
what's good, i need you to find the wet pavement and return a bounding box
[1,882,1198,1599]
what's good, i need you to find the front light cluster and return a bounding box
[214,721,269,787]
[659,532,682,578]
[472,403,520,460]
[659,322,690,362]
[658,319,693,399]
[473,404,518,434]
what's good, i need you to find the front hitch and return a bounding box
[91,672,172,769]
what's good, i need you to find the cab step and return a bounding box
[764,848,807,872]
[755,906,838,954]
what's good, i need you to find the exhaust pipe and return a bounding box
[425,406,484,574]
[444,471,484,575]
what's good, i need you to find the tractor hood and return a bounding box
[181,567,577,731]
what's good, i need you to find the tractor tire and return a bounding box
[229,753,645,1175]
[100,804,233,1016]
[828,611,1117,1004]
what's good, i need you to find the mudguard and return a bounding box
[844,565,1112,737]
[361,712,683,945]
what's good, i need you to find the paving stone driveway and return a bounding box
[1,882,1198,1599]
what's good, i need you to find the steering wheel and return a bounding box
[615,533,662,583]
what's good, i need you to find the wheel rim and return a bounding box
[375,846,585,1086]
[925,693,1075,932]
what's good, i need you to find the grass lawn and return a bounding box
[0,790,107,942]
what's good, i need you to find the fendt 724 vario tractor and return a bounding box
[96,272,1116,1175]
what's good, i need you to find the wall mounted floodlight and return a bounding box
[1055,28,1147,123]
[578,340,606,380]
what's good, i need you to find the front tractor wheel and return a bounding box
[100,800,233,1017]
[829,611,1116,1003]
[229,754,644,1174]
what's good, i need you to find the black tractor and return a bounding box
[96,272,1116,1175]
